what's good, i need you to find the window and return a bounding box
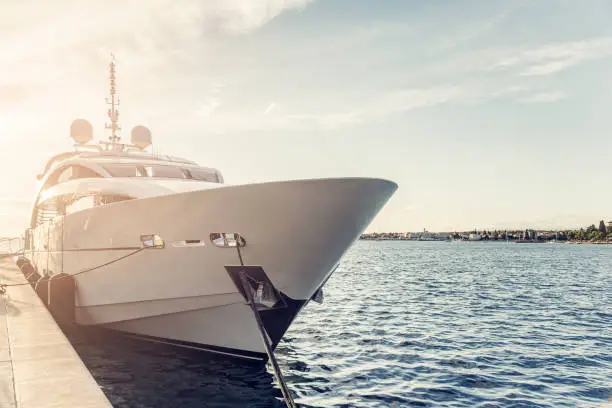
[143,165,185,179]
[103,164,144,177]
[57,167,74,184]
[210,232,246,248]
[64,194,132,215]
[99,195,131,205]
[34,198,62,226]
[65,195,95,215]
[43,165,102,190]
[103,164,220,183]
[33,192,131,226]
[185,168,220,183]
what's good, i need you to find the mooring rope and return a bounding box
[235,243,296,408]
[1,237,298,408]
[0,248,145,294]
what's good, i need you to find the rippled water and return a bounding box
[67,241,612,407]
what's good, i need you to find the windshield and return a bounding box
[184,168,219,182]
[103,164,219,183]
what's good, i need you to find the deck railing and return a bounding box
[0,236,24,257]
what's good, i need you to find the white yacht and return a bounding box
[23,59,397,361]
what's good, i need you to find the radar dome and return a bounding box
[131,125,152,150]
[70,119,93,144]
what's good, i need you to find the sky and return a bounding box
[1,0,612,236]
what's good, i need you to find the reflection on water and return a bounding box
[66,327,288,408]
[67,241,611,408]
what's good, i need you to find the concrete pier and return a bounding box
[0,257,112,408]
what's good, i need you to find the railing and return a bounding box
[0,237,24,257]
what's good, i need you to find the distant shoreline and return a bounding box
[359,237,612,245]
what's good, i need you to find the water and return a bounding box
[66,241,612,407]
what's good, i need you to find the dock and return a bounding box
[0,257,112,408]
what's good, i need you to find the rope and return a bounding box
[72,248,145,277]
[235,242,296,408]
[4,237,296,407]
[0,248,145,292]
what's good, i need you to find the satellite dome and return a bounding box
[131,125,152,150]
[70,119,93,144]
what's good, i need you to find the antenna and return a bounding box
[105,54,121,145]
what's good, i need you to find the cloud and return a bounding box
[489,37,612,76]
[429,8,513,53]
[196,99,220,118]
[263,102,277,115]
[193,83,532,133]
[195,82,224,118]
[403,204,418,213]
[197,0,314,34]
[0,83,31,107]
[0,1,316,87]
[367,86,467,118]
[0,197,30,204]
[519,91,567,104]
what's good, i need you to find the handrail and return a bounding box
[0,236,25,256]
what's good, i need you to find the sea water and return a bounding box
[67,241,612,407]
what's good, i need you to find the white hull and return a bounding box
[28,177,396,359]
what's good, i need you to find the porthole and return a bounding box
[210,233,246,248]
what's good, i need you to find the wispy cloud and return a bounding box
[429,8,514,53]
[519,90,567,104]
[263,102,277,115]
[367,86,467,117]
[490,37,612,76]
[0,198,30,204]
[195,82,224,118]
[0,1,315,89]
[194,82,535,132]
[196,99,220,118]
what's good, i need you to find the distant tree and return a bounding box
[599,220,607,236]
[567,231,575,240]
[589,230,603,241]
[576,229,586,240]
[586,224,597,234]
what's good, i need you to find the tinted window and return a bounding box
[44,165,102,190]
[65,194,132,215]
[187,168,219,183]
[66,195,95,214]
[103,164,145,177]
[76,166,103,179]
[35,197,62,226]
[143,165,185,178]
[57,167,74,183]
[103,164,219,182]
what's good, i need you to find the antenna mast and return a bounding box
[105,54,121,145]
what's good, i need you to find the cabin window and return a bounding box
[185,168,220,183]
[64,193,132,215]
[65,195,95,214]
[34,198,62,226]
[99,195,132,205]
[103,164,145,177]
[44,165,102,190]
[103,164,220,183]
[57,167,74,184]
[33,192,131,227]
[143,165,184,179]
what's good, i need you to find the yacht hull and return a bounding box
[27,178,397,360]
